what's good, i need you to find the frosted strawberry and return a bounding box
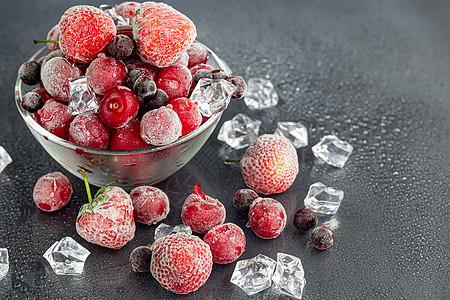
[59,5,116,63]
[132,2,197,67]
[76,170,135,250]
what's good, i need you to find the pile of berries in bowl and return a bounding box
[15,2,246,189]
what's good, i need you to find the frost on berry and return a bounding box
[203,223,246,264]
[86,54,127,95]
[248,197,286,239]
[38,99,76,140]
[140,106,182,146]
[33,172,72,212]
[130,186,170,225]
[68,112,110,148]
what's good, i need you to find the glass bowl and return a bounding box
[15,43,231,189]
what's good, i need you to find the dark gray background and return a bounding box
[1,0,449,299]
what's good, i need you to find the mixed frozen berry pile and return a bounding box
[18,1,246,149]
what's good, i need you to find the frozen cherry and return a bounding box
[38,99,75,139]
[186,43,208,68]
[203,223,246,264]
[108,34,134,61]
[41,49,66,67]
[156,64,192,101]
[110,119,148,149]
[143,89,168,111]
[194,69,213,84]
[126,60,159,82]
[125,68,153,89]
[68,112,110,149]
[210,69,228,80]
[133,76,157,99]
[46,24,60,52]
[21,92,43,113]
[19,61,40,85]
[233,189,259,214]
[130,186,170,225]
[311,226,334,250]
[86,54,127,95]
[169,97,202,136]
[227,76,247,99]
[33,172,72,212]
[129,245,151,273]
[293,208,318,232]
[172,51,189,67]
[181,184,226,234]
[140,105,182,146]
[98,86,140,129]
[248,197,286,239]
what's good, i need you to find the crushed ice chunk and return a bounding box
[217,113,261,149]
[154,223,192,241]
[68,77,99,115]
[0,146,12,174]
[272,253,306,299]
[43,237,90,275]
[100,4,129,25]
[0,248,8,280]
[244,78,279,110]
[312,135,353,167]
[274,121,308,148]
[304,182,344,215]
[190,78,237,117]
[230,254,277,295]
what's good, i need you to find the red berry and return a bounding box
[156,64,192,101]
[240,134,299,195]
[169,97,202,136]
[311,226,334,250]
[86,54,127,95]
[181,184,226,234]
[248,197,287,239]
[98,86,140,129]
[293,208,318,232]
[115,1,141,22]
[233,188,259,214]
[33,172,72,212]
[109,119,147,149]
[129,245,151,273]
[150,234,212,294]
[140,106,182,146]
[203,223,246,264]
[38,99,75,140]
[59,5,116,63]
[46,24,60,52]
[132,2,197,67]
[130,186,170,225]
[172,50,189,67]
[68,112,110,149]
[186,43,208,68]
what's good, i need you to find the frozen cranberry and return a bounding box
[18,61,40,85]
[293,208,318,232]
[181,184,226,234]
[227,76,247,99]
[129,245,151,272]
[21,92,43,113]
[98,86,140,129]
[203,223,246,264]
[108,34,134,61]
[130,186,170,225]
[248,198,286,239]
[41,57,83,102]
[143,89,168,111]
[126,60,159,82]
[140,105,182,146]
[86,54,127,95]
[68,112,110,149]
[33,172,72,212]
[32,87,52,102]
[311,226,334,250]
[169,97,202,136]
[172,50,189,67]
[156,64,192,101]
[115,1,141,22]
[110,119,148,149]
[38,99,75,139]
[186,43,208,68]
[233,189,259,214]
[46,24,60,52]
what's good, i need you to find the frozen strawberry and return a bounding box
[156,64,192,101]
[86,54,127,95]
[76,170,135,250]
[59,5,116,63]
[110,119,148,149]
[169,97,202,136]
[150,234,212,294]
[132,2,197,67]
[248,197,286,239]
[181,184,226,234]
[140,105,182,146]
[240,134,299,195]
[129,185,170,225]
[115,2,141,22]
[33,172,72,212]
[38,99,75,140]
[68,112,110,149]
[203,223,246,264]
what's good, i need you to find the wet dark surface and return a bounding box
[1,0,449,299]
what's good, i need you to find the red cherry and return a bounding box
[169,97,202,136]
[110,119,148,149]
[98,86,140,129]
[156,64,192,101]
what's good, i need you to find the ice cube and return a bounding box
[244,78,279,110]
[217,113,261,149]
[304,182,344,215]
[154,223,192,241]
[43,237,90,275]
[272,253,306,299]
[0,146,12,174]
[68,77,99,115]
[0,248,8,280]
[274,122,308,148]
[100,4,129,25]
[311,135,353,168]
[190,78,237,117]
[230,254,277,296]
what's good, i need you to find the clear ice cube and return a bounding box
[0,248,8,280]
[217,113,261,149]
[190,78,237,117]
[43,237,90,275]
[154,223,192,241]
[274,122,308,148]
[272,253,306,299]
[304,182,344,215]
[311,135,353,168]
[68,77,99,115]
[0,146,12,174]
[100,4,129,25]
[244,78,279,110]
[230,254,277,296]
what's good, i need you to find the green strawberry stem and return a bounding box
[78,169,93,204]
[225,158,241,163]
[33,39,59,44]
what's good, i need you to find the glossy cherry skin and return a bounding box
[99,86,140,129]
